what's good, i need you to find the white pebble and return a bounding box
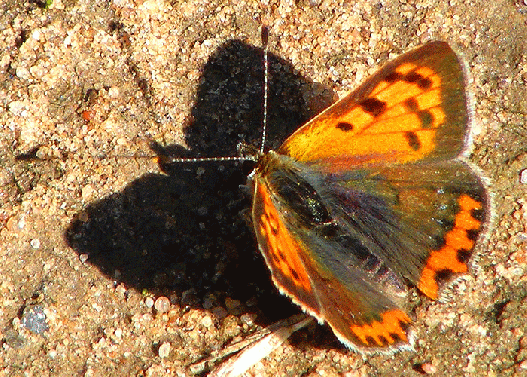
[520,169,527,184]
[158,342,171,358]
[145,297,154,308]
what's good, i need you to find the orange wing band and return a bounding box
[349,310,411,347]
[418,194,483,299]
[255,183,314,296]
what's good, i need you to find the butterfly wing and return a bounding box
[278,41,469,171]
[315,159,488,300]
[251,170,412,351]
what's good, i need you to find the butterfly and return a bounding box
[247,41,490,352]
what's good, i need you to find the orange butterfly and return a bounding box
[248,41,489,352]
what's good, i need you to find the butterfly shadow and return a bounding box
[65,39,340,345]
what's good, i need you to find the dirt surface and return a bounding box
[1,0,527,376]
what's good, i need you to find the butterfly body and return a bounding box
[248,41,489,352]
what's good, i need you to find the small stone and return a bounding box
[16,66,31,80]
[30,239,40,249]
[211,306,228,320]
[202,296,214,310]
[181,289,198,307]
[8,101,27,116]
[225,297,242,314]
[145,297,154,308]
[81,184,95,201]
[108,86,119,97]
[520,169,527,184]
[240,313,256,327]
[169,293,179,304]
[154,296,171,313]
[201,314,213,329]
[21,305,48,335]
[4,329,25,349]
[17,217,26,230]
[158,342,171,358]
[421,362,437,374]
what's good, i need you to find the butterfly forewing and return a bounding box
[251,176,321,317]
[251,152,414,351]
[278,42,469,170]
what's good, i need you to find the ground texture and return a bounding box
[1,0,527,376]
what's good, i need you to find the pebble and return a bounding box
[520,169,527,184]
[145,297,154,308]
[154,296,171,313]
[21,306,49,335]
[158,342,171,358]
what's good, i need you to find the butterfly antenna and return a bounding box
[148,26,273,166]
[160,156,246,163]
[260,24,269,155]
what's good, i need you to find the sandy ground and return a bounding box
[1,0,527,376]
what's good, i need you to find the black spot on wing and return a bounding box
[383,70,432,89]
[364,255,380,272]
[417,110,434,128]
[440,218,455,231]
[384,71,403,82]
[377,336,389,346]
[360,97,386,117]
[431,235,446,251]
[365,336,375,346]
[343,237,370,261]
[471,206,486,223]
[270,222,279,235]
[376,264,389,278]
[291,269,300,280]
[456,248,471,264]
[404,98,419,111]
[466,228,481,242]
[435,268,454,283]
[390,332,404,343]
[405,72,432,89]
[404,131,421,151]
[336,122,354,131]
[404,98,434,128]
[270,252,280,263]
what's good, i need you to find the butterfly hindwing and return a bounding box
[315,159,488,300]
